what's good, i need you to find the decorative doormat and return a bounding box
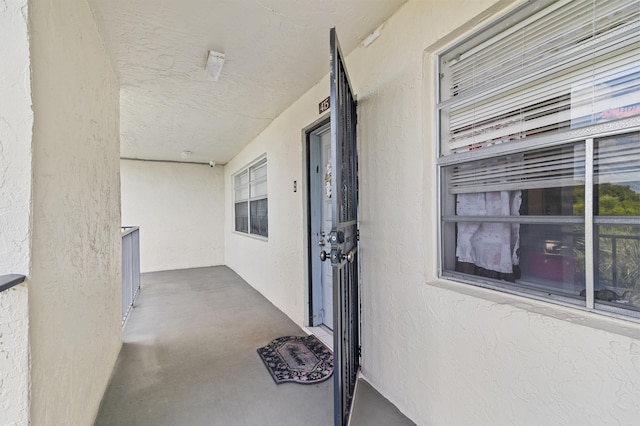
[257,335,333,384]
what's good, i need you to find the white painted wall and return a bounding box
[28,0,122,424]
[0,0,32,276]
[226,0,640,424]
[0,286,29,426]
[224,86,330,326]
[0,2,32,424]
[120,160,225,273]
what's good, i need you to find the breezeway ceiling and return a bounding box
[88,0,406,165]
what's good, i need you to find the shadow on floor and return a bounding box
[94,266,413,426]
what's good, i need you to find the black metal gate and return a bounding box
[329,27,359,426]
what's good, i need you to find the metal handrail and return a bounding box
[598,233,640,289]
[121,226,140,237]
[121,227,141,325]
[0,274,26,293]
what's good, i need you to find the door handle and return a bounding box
[343,249,356,263]
[320,249,355,263]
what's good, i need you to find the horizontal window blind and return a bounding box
[250,159,268,199]
[449,144,585,194]
[439,0,640,155]
[235,170,249,201]
[449,132,640,194]
[594,133,640,184]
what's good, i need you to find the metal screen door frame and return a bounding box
[329,27,360,426]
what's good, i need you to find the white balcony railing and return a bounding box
[121,226,140,325]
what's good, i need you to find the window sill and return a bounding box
[232,231,268,242]
[427,274,640,341]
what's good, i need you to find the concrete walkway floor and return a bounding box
[94,266,414,426]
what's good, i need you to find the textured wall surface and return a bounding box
[0,286,30,426]
[226,0,640,424]
[224,80,330,326]
[0,1,32,424]
[120,160,225,272]
[28,0,122,424]
[0,0,32,276]
[88,0,405,164]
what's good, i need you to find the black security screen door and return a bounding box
[329,27,359,426]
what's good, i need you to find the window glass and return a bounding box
[235,170,249,186]
[519,224,586,299]
[235,170,250,201]
[438,0,640,318]
[233,157,268,237]
[235,202,248,233]
[446,144,585,215]
[595,224,640,310]
[594,134,640,216]
[442,143,587,299]
[251,161,267,180]
[235,185,249,201]
[438,0,640,156]
[250,199,268,237]
[251,180,268,198]
[594,133,640,310]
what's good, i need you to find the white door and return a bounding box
[309,123,333,330]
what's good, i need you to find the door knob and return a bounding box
[341,249,356,263]
[320,250,328,262]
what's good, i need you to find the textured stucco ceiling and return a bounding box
[88,0,406,164]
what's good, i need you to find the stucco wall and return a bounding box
[120,160,225,273]
[226,0,640,424]
[0,286,30,426]
[224,84,330,325]
[0,0,32,276]
[0,2,32,424]
[28,0,122,424]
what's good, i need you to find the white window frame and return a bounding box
[436,0,640,321]
[233,156,268,238]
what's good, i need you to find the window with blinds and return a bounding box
[234,157,268,238]
[439,0,640,155]
[437,0,640,319]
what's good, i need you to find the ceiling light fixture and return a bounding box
[363,24,384,48]
[205,50,225,81]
